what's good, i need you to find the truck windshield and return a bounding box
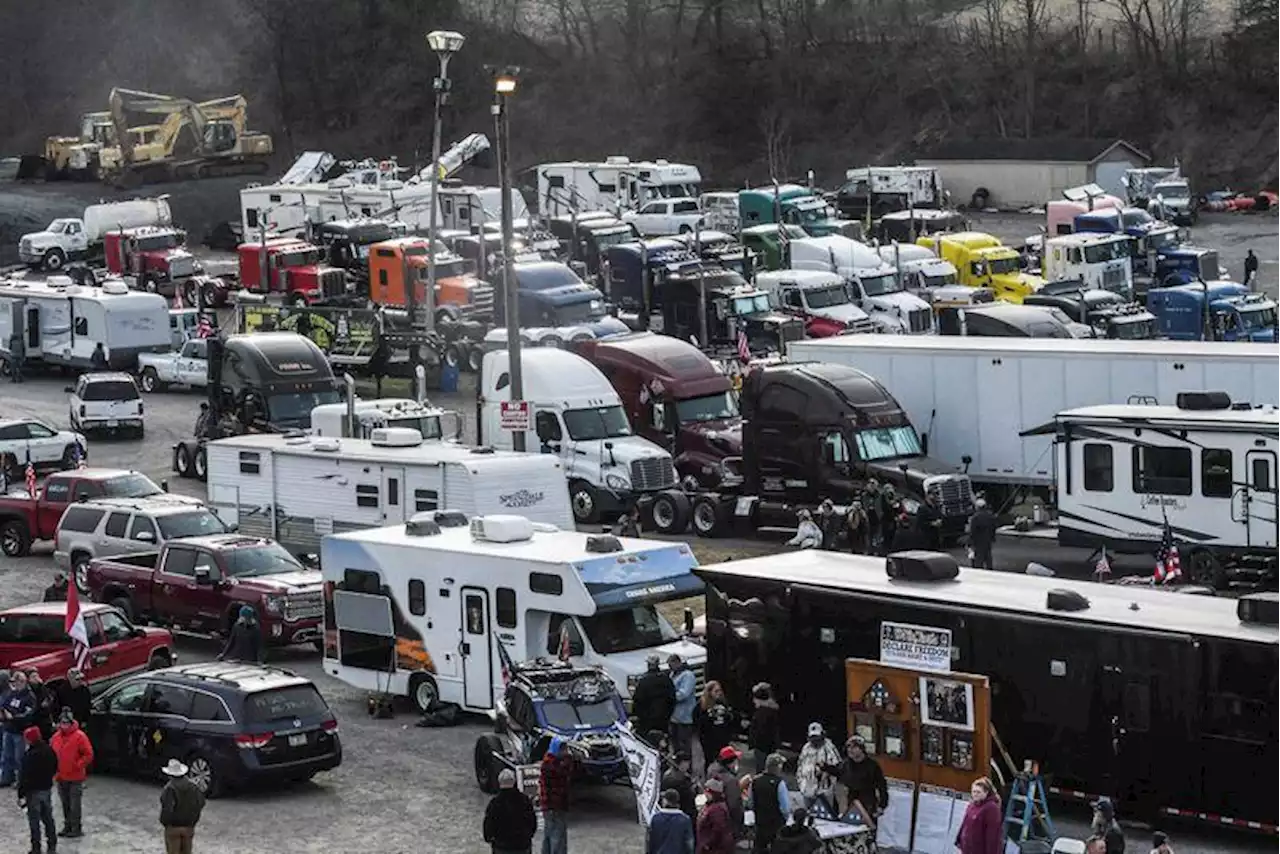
[100,473,165,498]
[988,256,1021,275]
[550,300,605,325]
[381,416,444,440]
[268,390,342,426]
[676,392,738,423]
[540,698,622,729]
[563,405,632,440]
[1154,183,1190,199]
[922,270,959,287]
[277,249,320,267]
[156,510,228,539]
[855,426,922,460]
[859,274,902,297]
[593,230,635,250]
[223,541,305,578]
[1147,229,1179,252]
[135,234,181,251]
[579,604,678,655]
[731,294,771,316]
[1241,306,1278,330]
[804,286,850,308]
[1083,241,1129,264]
[1110,317,1155,340]
[49,219,78,233]
[1197,252,1220,280]
[1121,209,1154,228]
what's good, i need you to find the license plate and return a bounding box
[107,419,119,428]
[288,734,307,747]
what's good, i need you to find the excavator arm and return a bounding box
[107,87,198,166]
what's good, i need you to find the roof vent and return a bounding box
[885,551,959,581]
[1046,588,1090,612]
[101,279,130,295]
[369,427,423,447]
[585,534,623,553]
[405,516,441,537]
[311,437,341,452]
[1176,391,1232,411]
[470,446,496,455]
[47,275,73,288]
[1238,592,1278,625]
[605,155,630,165]
[471,515,535,543]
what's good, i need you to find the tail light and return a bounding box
[321,719,339,735]
[79,405,86,417]
[234,732,273,750]
[138,402,143,415]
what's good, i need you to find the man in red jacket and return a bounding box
[696,777,734,854]
[49,708,93,839]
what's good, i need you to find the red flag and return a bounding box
[496,638,514,687]
[736,329,751,365]
[558,621,572,662]
[65,577,90,671]
[1164,544,1181,582]
[24,460,36,498]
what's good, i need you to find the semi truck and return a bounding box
[1040,232,1134,296]
[754,269,878,336]
[788,235,934,333]
[236,238,348,306]
[18,197,172,271]
[1023,286,1157,340]
[738,185,857,238]
[918,232,1046,303]
[366,238,494,324]
[1146,283,1278,342]
[102,225,200,296]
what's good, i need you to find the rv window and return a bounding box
[247,209,259,229]
[74,317,88,337]
[1082,444,1113,492]
[465,595,485,634]
[356,484,379,508]
[546,614,582,655]
[495,372,510,392]
[387,478,399,506]
[269,194,281,203]
[1251,457,1273,492]
[1200,449,1233,498]
[530,572,563,596]
[407,580,426,616]
[239,451,261,475]
[547,176,565,189]
[414,489,439,512]
[103,512,129,538]
[342,568,382,595]
[598,183,616,194]
[496,587,517,628]
[1131,446,1192,496]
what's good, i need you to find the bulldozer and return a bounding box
[98,87,274,187]
[43,111,117,181]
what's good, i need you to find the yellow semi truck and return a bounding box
[918,232,1045,303]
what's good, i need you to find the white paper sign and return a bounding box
[877,778,916,852]
[880,621,952,674]
[911,786,960,854]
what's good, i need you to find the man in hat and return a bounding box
[646,787,694,854]
[1,669,37,787]
[748,752,792,853]
[1090,797,1126,854]
[817,499,843,551]
[832,735,888,828]
[482,767,537,854]
[538,738,575,854]
[696,777,734,854]
[159,758,205,854]
[217,605,263,664]
[49,708,92,839]
[17,726,57,854]
[795,722,840,813]
[53,671,90,731]
[667,654,696,759]
[967,498,998,570]
[706,746,745,837]
[632,654,676,747]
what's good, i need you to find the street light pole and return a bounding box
[424,29,466,335]
[494,69,525,451]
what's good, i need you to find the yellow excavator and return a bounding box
[44,111,117,180]
[98,87,274,187]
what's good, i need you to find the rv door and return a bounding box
[380,467,406,523]
[460,587,494,709]
[26,307,39,350]
[1245,451,1277,548]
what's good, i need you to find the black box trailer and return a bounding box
[696,551,1278,831]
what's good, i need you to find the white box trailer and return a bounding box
[787,336,1280,497]
[205,428,575,555]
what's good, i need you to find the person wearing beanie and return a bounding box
[704,746,744,838]
[18,726,58,854]
[53,671,90,730]
[770,808,822,854]
[747,683,779,777]
[217,605,263,664]
[538,738,575,854]
[1150,830,1175,854]
[50,709,93,839]
[661,751,698,823]
[646,788,694,854]
[967,497,998,570]
[1091,797,1126,854]
[747,752,792,853]
[830,735,888,828]
[482,767,537,854]
[632,654,676,745]
[696,778,734,854]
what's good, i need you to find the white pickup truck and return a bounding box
[137,338,208,393]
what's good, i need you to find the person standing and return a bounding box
[1150,830,1175,854]
[832,736,888,828]
[695,778,735,854]
[18,727,57,854]
[694,682,735,774]
[876,485,899,555]
[50,710,92,839]
[647,788,695,854]
[538,738,575,854]
[916,493,943,550]
[966,498,998,570]
[53,672,90,730]
[632,655,676,745]
[668,655,697,759]
[845,501,870,554]
[1244,249,1259,287]
[1090,797,1126,854]
[747,683,780,775]
[862,480,882,552]
[661,751,698,823]
[218,606,264,663]
[705,747,744,839]
[1,670,37,787]
[8,331,25,383]
[795,722,840,813]
[954,777,1003,854]
[482,768,537,854]
[770,808,823,854]
[159,759,205,854]
[748,752,792,854]
[89,343,108,371]
[817,499,843,550]
[25,670,55,741]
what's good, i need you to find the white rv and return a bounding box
[310,398,461,442]
[533,157,702,217]
[788,236,934,334]
[321,513,707,711]
[479,348,679,525]
[1046,396,1277,584]
[204,429,574,555]
[0,277,170,370]
[842,166,942,208]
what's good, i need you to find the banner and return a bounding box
[239,304,379,364]
[613,723,662,825]
[879,622,952,674]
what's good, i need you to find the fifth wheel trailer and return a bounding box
[787,336,1280,501]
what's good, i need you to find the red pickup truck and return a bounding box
[85,534,324,649]
[0,601,175,692]
[0,468,200,558]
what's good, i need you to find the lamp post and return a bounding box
[493,68,525,451]
[423,29,465,334]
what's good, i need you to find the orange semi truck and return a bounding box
[368,237,494,323]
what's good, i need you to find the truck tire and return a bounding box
[71,551,92,593]
[0,520,31,557]
[201,280,222,307]
[569,480,601,524]
[60,444,79,469]
[409,673,440,715]
[444,343,462,369]
[43,248,67,271]
[148,649,172,670]
[691,495,727,538]
[194,446,208,482]
[109,596,135,621]
[474,734,504,794]
[182,280,198,307]
[140,367,164,393]
[650,491,691,535]
[174,444,192,478]
[467,344,485,373]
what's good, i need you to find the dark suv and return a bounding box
[88,661,342,796]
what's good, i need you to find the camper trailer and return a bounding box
[321,513,708,711]
[532,157,702,217]
[203,429,574,555]
[310,398,460,441]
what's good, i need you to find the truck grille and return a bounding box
[169,256,197,278]
[926,476,975,518]
[630,457,677,492]
[283,591,324,622]
[320,269,347,299]
[19,238,31,256]
[908,308,933,333]
[466,284,495,317]
[847,318,879,334]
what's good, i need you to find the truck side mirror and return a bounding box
[194,566,212,585]
[134,530,155,542]
[683,607,695,636]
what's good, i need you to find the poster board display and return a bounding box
[876,778,916,852]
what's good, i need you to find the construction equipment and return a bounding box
[43,111,117,181]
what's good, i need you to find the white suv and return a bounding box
[68,373,145,438]
[0,418,87,475]
[621,197,705,236]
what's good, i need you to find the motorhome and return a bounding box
[478,348,681,525]
[531,157,702,217]
[204,429,574,555]
[833,166,941,219]
[320,513,708,711]
[310,398,461,441]
[0,277,170,370]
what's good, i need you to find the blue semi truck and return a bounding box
[1146,282,1278,342]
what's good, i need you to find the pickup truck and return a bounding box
[0,601,175,692]
[137,338,209,393]
[85,535,325,650]
[0,468,200,558]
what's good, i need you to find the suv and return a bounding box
[55,497,229,591]
[88,661,342,796]
[68,373,144,437]
[0,418,86,478]
[473,661,627,793]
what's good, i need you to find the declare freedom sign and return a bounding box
[880,622,953,674]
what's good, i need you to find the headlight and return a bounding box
[263,596,283,615]
[605,473,629,491]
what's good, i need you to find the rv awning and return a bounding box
[1019,420,1060,437]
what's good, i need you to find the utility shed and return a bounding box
[917,139,1150,209]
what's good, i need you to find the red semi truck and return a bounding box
[237,238,348,306]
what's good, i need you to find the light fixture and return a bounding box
[426,30,465,56]
[494,73,518,96]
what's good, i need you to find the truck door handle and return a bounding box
[460,642,471,655]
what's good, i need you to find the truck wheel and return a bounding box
[71,552,92,593]
[201,280,221,307]
[1187,549,1226,590]
[650,491,691,534]
[467,344,485,373]
[140,273,156,293]
[569,480,601,524]
[60,445,79,469]
[182,280,198,307]
[148,649,172,670]
[194,446,208,482]
[174,444,192,478]
[444,343,462,369]
[109,596,135,621]
[474,735,504,794]
[0,520,31,557]
[43,248,67,271]
[409,673,440,714]
[140,367,163,393]
[691,495,727,538]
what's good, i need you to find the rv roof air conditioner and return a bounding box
[370,427,423,448]
[885,551,959,581]
[311,437,341,452]
[101,279,130,295]
[1238,592,1278,626]
[1175,391,1232,411]
[1046,589,1090,612]
[585,534,623,554]
[471,515,535,544]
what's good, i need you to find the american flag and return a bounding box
[1093,548,1111,579]
[196,315,214,339]
[558,620,572,662]
[1154,530,1182,583]
[496,638,515,687]
[65,575,91,671]
[736,329,751,365]
[24,458,36,497]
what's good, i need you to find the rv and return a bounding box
[833,166,942,219]
[321,513,708,712]
[0,277,170,370]
[310,398,461,441]
[696,549,1278,830]
[1039,395,1278,585]
[532,157,702,217]
[204,429,574,555]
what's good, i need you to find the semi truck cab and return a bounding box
[237,239,347,306]
[103,226,199,290]
[1041,233,1134,297]
[739,224,807,271]
[922,232,1046,303]
[755,269,878,336]
[739,185,857,238]
[367,238,494,323]
[1147,283,1278,342]
[789,235,934,333]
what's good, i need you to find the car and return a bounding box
[88,662,342,797]
[621,197,705,236]
[54,496,229,591]
[0,417,87,477]
[0,601,175,692]
[68,372,145,437]
[473,660,628,793]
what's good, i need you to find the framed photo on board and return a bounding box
[919,676,976,731]
[921,725,945,765]
[949,732,975,771]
